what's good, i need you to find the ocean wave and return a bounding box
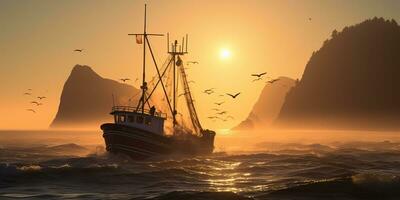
[2,141,400,199]
[260,173,400,200]
[147,191,253,200]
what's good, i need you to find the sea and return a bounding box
[1,129,400,200]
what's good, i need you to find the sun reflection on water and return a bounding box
[205,161,247,192]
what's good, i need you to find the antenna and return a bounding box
[167,33,170,52]
[181,37,184,52]
[185,34,188,53]
[112,93,115,107]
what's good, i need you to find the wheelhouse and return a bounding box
[111,106,166,135]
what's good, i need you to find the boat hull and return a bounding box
[101,123,215,160]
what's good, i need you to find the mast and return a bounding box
[128,4,163,113]
[141,4,147,114]
[173,41,177,126]
[127,5,202,135]
[168,38,187,129]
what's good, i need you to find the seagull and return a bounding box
[203,90,214,95]
[26,109,36,113]
[204,88,215,92]
[212,108,220,111]
[37,96,46,100]
[187,61,199,65]
[30,101,41,106]
[120,78,130,82]
[226,92,241,99]
[252,77,262,82]
[24,92,31,95]
[74,49,84,52]
[216,111,227,115]
[267,79,280,84]
[218,94,224,97]
[214,102,224,106]
[203,88,215,94]
[251,72,267,78]
[27,89,32,91]
[309,17,312,21]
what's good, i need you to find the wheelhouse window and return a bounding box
[145,117,152,125]
[128,115,135,123]
[118,115,126,123]
[136,116,144,124]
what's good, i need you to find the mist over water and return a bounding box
[1,130,400,199]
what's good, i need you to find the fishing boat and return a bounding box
[100,5,215,160]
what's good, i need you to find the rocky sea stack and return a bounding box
[50,65,139,128]
[275,18,400,130]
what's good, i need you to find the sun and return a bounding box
[220,48,231,60]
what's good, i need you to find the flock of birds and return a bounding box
[114,59,286,124]
[24,89,47,113]
[24,48,84,114]
[73,47,286,124]
[203,71,283,123]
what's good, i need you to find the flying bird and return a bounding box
[187,61,199,65]
[226,92,241,99]
[212,108,220,111]
[26,109,36,113]
[203,90,214,95]
[251,72,267,78]
[27,89,32,91]
[30,101,41,106]
[267,79,280,84]
[120,78,130,82]
[24,93,31,95]
[309,17,312,21]
[74,49,84,52]
[252,77,262,82]
[37,96,46,100]
[214,102,225,106]
[216,111,227,115]
[203,88,215,95]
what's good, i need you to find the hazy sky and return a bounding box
[1,0,400,130]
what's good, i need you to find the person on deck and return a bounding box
[150,106,156,116]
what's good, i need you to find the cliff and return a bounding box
[275,18,400,130]
[233,76,296,130]
[50,65,140,128]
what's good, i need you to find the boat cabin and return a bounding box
[111,106,166,135]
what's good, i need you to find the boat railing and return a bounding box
[111,106,167,118]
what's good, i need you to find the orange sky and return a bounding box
[1,0,400,130]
